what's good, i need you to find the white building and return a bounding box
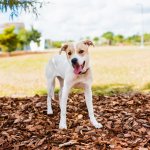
[30,37,45,51]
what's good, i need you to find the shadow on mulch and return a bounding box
[0,93,150,149]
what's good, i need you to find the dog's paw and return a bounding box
[47,109,53,114]
[93,122,103,129]
[59,122,67,129]
[91,118,103,129]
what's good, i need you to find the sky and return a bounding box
[0,0,150,41]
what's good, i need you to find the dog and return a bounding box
[45,40,102,129]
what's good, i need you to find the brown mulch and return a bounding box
[0,93,150,149]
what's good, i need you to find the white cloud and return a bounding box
[0,0,150,40]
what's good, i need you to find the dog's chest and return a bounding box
[72,73,92,88]
[73,82,85,88]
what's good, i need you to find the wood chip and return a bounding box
[59,140,78,148]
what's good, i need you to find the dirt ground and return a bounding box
[0,93,150,149]
[0,51,50,58]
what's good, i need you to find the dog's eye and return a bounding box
[68,52,72,55]
[79,50,84,54]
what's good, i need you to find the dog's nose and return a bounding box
[71,58,78,64]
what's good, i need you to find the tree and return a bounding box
[17,28,28,50]
[93,37,99,45]
[102,32,114,45]
[144,33,150,42]
[0,26,18,53]
[0,0,46,18]
[27,27,41,45]
[132,35,141,43]
[114,34,124,44]
[17,27,41,50]
[126,35,140,45]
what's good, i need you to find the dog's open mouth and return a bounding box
[73,61,85,75]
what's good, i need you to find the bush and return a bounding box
[0,26,18,53]
[52,41,62,48]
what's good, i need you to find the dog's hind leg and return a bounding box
[47,78,55,114]
[57,76,64,101]
[45,60,56,115]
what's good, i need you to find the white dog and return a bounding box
[45,40,102,129]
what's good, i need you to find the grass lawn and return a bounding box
[0,46,150,97]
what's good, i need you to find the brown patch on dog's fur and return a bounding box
[59,44,68,54]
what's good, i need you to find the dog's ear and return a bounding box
[83,40,94,47]
[59,44,68,55]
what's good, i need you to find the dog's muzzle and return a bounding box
[71,58,85,75]
[71,58,78,65]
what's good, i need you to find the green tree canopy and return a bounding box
[126,35,140,45]
[102,32,114,45]
[27,27,41,45]
[17,26,41,50]
[93,37,99,43]
[114,34,124,44]
[0,26,18,53]
[17,28,28,49]
[144,33,150,42]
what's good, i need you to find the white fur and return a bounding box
[45,42,102,129]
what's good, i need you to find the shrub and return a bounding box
[0,26,18,53]
[52,41,62,48]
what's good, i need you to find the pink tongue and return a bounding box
[74,65,82,74]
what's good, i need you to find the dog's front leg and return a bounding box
[59,83,71,129]
[84,85,103,128]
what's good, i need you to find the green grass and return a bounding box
[0,46,150,97]
[142,82,150,93]
[35,84,134,96]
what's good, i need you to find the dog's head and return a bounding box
[60,40,94,75]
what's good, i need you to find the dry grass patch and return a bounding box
[0,46,150,96]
